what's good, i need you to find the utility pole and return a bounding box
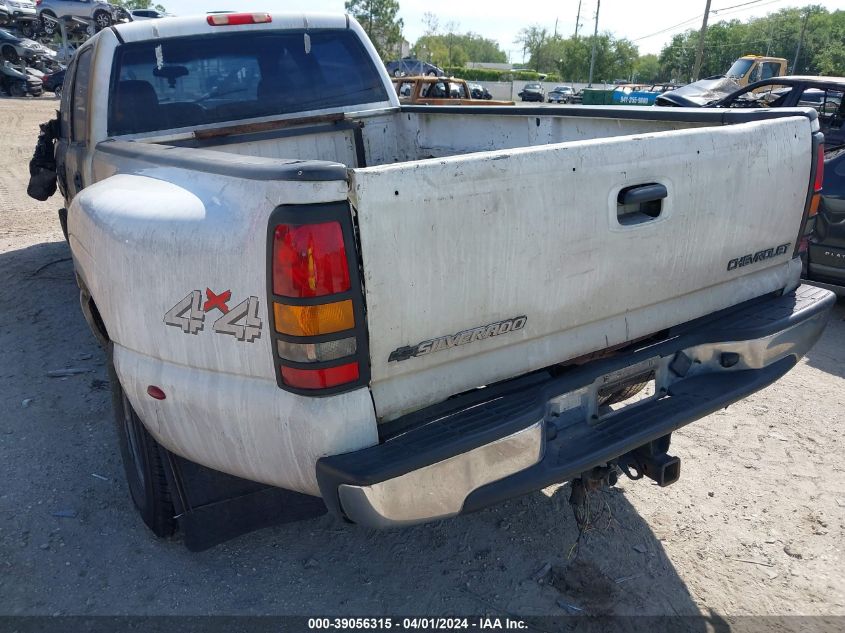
[587,0,600,87]
[554,17,558,38]
[574,0,582,38]
[793,9,809,74]
[765,16,776,57]
[691,0,712,81]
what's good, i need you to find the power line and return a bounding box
[711,0,788,18]
[631,0,787,43]
[632,14,703,41]
[711,0,766,14]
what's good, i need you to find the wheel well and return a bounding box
[77,279,110,347]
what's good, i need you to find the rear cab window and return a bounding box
[107,29,389,136]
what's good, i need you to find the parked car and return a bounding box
[547,85,573,103]
[468,82,491,100]
[393,76,513,105]
[518,82,545,102]
[36,0,127,34]
[0,58,41,94]
[384,57,443,77]
[36,12,834,550]
[0,0,37,21]
[0,26,54,63]
[129,8,164,20]
[40,64,62,95]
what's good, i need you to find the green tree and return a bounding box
[111,0,166,14]
[520,32,636,82]
[515,25,549,69]
[345,0,405,60]
[413,31,506,66]
[656,5,845,82]
[815,41,845,75]
[634,54,661,82]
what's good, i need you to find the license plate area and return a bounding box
[547,356,668,426]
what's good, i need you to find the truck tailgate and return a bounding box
[350,116,812,420]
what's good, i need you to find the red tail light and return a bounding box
[280,362,360,390]
[36,0,42,5]
[814,143,824,193]
[268,204,368,395]
[207,13,271,26]
[273,222,350,298]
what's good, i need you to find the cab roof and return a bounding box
[111,12,350,43]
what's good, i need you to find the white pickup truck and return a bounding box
[41,11,835,548]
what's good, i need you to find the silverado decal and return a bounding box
[164,288,262,343]
[388,316,527,363]
[727,243,791,271]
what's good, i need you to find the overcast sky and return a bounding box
[162,0,845,60]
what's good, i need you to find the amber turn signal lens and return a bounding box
[809,194,821,217]
[274,300,355,336]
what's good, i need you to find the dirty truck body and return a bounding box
[59,13,834,537]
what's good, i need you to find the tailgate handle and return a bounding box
[618,183,667,205]
[617,183,667,226]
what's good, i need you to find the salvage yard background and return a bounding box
[1,97,843,618]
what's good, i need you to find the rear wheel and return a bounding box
[599,379,650,407]
[108,357,177,537]
[40,11,57,35]
[9,81,26,97]
[19,20,37,38]
[93,10,112,31]
[1,45,18,63]
[54,84,62,99]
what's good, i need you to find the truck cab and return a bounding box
[726,55,787,87]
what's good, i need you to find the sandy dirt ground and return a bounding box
[1,96,844,621]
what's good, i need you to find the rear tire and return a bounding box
[40,11,57,35]
[19,20,37,38]
[1,45,19,63]
[108,356,177,537]
[93,10,112,31]
[599,380,650,407]
[10,82,26,97]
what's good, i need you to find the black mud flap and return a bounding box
[161,450,327,551]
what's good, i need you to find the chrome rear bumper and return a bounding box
[317,285,835,528]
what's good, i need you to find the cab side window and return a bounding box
[71,48,94,142]
[760,62,781,80]
[59,59,76,139]
[817,88,844,132]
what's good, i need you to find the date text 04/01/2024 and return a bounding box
[307,617,528,630]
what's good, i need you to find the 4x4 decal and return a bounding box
[164,288,262,343]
